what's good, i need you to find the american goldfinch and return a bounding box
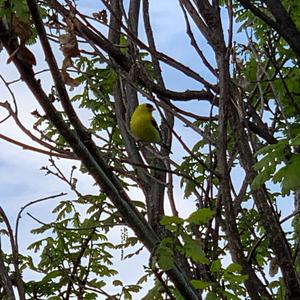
[130,103,161,143]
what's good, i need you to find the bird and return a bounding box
[130,103,161,143]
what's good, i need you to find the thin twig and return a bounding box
[15,192,67,246]
[0,101,76,157]
[0,132,76,159]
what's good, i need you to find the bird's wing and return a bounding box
[151,117,162,139]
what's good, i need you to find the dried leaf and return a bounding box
[92,10,108,24]
[12,15,32,44]
[59,33,80,58]
[9,45,36,67]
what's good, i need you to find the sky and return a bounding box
[0,1,296,299]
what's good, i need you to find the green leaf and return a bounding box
[183,235,209,264]
[226,263,242,273]
[155,238,175,271]
[84,293,97,300]
[43,270,62,282]
[290,134,300,146]
[187,208,215,225]
[119,34,129,55]
[191,279,211,289]
[172,288,185,300]
[123,288,132,300]
[224,273,248,284]
[28,240,43,252]
[13,0,29,20]
[160,216,183,225]
[224,291,240,300]
[252,140,289,190]
[273,156,300,195]
[137,274,149,285]
[112,280,123,286]
[184,179,196,198]
[251,167,274,190]
[160,216,183,232]
[210,259,222,273]
[88,279,106,289]
[126,284,141,293]
[206,292,218,300]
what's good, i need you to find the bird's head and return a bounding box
[139,103,155,113]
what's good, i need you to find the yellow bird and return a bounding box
[130,103,161,143]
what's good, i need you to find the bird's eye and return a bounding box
[146,104,153,109]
